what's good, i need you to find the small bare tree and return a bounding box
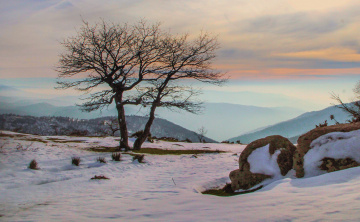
[56,20,168,150]
[196,126,208,143]
[132,33,225,150]
[100,118,119,136]
[331,81,360,123]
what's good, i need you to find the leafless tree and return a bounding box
[132,32,225,150]
[101,118,120,136]
[56,20,168,150]
[57,19,224,150]
[196,126,208,143]
[331,81,360,123]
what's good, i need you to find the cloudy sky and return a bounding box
[1,0,360,110]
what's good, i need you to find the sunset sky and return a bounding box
[1,0,360,111]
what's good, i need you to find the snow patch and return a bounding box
[248,144,281,177]
[304,129,360,177]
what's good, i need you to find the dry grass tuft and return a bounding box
[111,152,121,161]
[96,157,107,163]
[28,159,39,170]
[91,175,109,180]
[71,157,81,166]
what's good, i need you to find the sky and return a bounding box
[1,0,360,111]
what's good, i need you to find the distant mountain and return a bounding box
[154,103,304,141]
[228,105,350,144]
[0,85,18,91]
[0,114,217,143]
[0,101,138,119]
[0,85,31,98]
[200,90,322,110]
[0,99,305,141]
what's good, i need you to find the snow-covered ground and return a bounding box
[1,130,360,221]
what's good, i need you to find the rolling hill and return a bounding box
[0,96,305,141]
[228,105,351,144]
[0,114,217,143]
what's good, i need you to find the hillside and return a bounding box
[154,103,304,141]
[0,96,304,141]
[0,101,128,119]
[0,114,216,143]
[228,105,350,144]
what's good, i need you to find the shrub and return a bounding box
[221,140,234,144]
[91,175,109,180]
[184,138,192,143]
[71,156,81,166]
[97,157,107,163]
[315,120,328,128]
[347,116,360,123]
[29,159,39,170]
[132,154,145,163]
[111,152,121,161]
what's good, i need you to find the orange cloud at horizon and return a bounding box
[223,67,360,80]
[274,48,360,62]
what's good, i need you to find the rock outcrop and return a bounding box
[320,157,360,173]
[229,169,271,190]
[230,135,296,191]
[294,122,360,178]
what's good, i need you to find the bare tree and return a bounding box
[331,81,360,123]
[101,118,119,136]
[132,32,225,150]
[56,20,168,150]
[196,126,208,143]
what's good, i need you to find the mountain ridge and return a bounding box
[0,98,305,140]
[228,104,350,144]
[0,114,217,143]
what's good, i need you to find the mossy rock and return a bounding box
[295,122,360,178]
[239,135,296,176]
[230,135,296,191]
[320,157,360,173]
[229,169,271,191]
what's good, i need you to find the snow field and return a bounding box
[1,131,360,221]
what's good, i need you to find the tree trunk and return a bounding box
[133,105,156,150]
[115,94,130,151]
